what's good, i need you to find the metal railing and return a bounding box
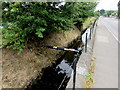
[46,46,82,90]
[84,19,98,53]
[45,19,98,90]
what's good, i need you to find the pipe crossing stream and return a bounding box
[26,40,82,90]
[26,19,98,90]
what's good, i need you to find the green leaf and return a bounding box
[35,32,43,38]
[39,28,45,32]
[2,2,97,54]
[85,73,91,78]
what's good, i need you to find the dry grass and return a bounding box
[84,56,96,88]
[83,17,96,30]
[2,49,48,88]
[2,26,80,88]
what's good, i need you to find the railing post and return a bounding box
[90,28,92,40]
[73,55,78,90]
[72,49,82,90]
[85,33,87,53]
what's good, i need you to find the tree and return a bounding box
[118,1,120,18]
[72,2,97,28]
[103,13,108,17]
[94,10,100,17]
[100,9,105,15]
[2,2,73,52]
[106,10,114,17]
[2,2,97,52]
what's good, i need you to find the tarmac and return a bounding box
[93,18,118,88]
[66,17,118,89]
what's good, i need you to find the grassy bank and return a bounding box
[83,17,97,30]
[2,17,97,88]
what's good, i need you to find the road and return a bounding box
[100,16,119,43]
[93,17,118,88]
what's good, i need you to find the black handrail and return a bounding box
[46,45,82,90]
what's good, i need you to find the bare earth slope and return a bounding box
[2,26,80,88]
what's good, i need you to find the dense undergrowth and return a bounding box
[1,2,99,88]
[2,2,98,53]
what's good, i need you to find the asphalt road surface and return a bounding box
[93,17,118,88]
[100,16,119,43]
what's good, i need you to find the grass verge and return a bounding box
[84,56,96,88]
[83,17,97,30]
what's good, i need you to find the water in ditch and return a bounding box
[26,40,82,90]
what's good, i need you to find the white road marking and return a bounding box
[101,20,120,43]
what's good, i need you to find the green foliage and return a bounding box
[73,2,97,24]
[2,2,97,52]
[100,9,105,15]
[103,13,108,17]
[102,10,115,17]
[118,1,120,18]
[94,10,100,18]
[106,10,114,17]
[86,73,91,79]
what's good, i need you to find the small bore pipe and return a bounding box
[46,46,79,53]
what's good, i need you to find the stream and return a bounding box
[26,40,81,90]
[26,25,94,90]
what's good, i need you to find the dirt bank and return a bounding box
[2,25,81,88]
[2,17,96,88]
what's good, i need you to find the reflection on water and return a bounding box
[26,41,81,90]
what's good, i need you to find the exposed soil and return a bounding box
[2,25,81,88]
[2,17,96,88]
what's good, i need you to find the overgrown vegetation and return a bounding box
[83,17,96,30]
[2,2,97,52]
[118,1,120,18]
[99,9,117,17]
[103,10,115,17]
[99,9,105,15]
[85,57,96,88]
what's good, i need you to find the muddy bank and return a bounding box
[26,39,82,90]
[2,17,97,88]
[2,25,82,88]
